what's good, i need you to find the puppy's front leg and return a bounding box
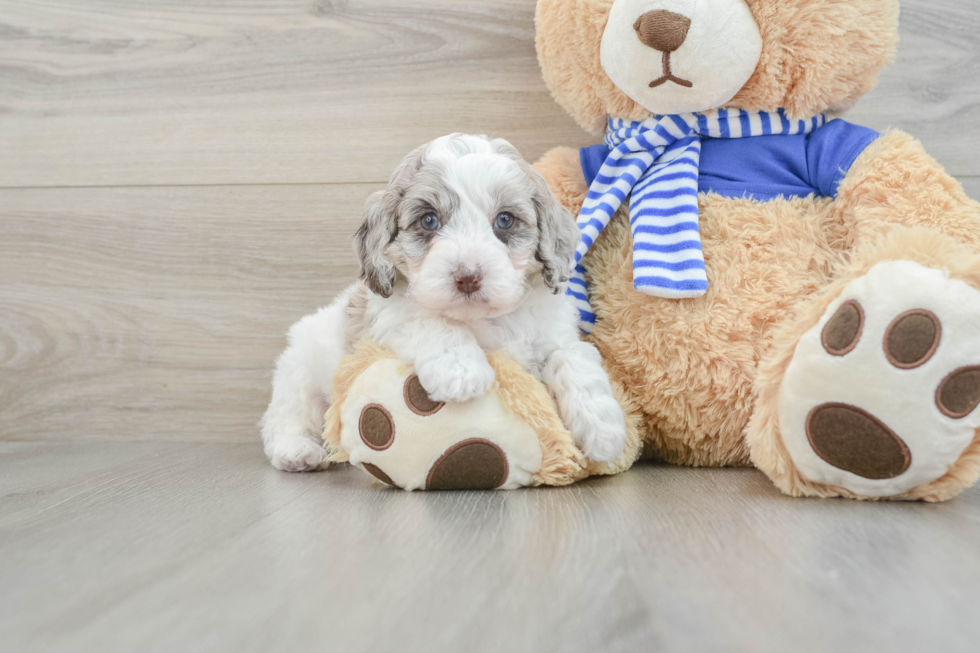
[394,319,495,403]
[544,341,627,463]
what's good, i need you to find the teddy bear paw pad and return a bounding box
[805,403,910,480]
[425,439,509,491]
[362,463,397,486]
[779,260,980,497]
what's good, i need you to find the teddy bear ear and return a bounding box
[730,0,900,119]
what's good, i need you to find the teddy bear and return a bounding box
[324,0,980,500]
[530,0,980,501]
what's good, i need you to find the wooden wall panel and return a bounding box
[1,0,979,187]
[0,185,373,440]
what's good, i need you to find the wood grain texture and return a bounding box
[962,177,980,198]
[0,184,375,441]
[1,0,979,187]
[0,0,592,187]
[1,443,978,653]
[847,0,980,176]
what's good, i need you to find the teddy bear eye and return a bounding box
[421,213,441,231]
[494,212,515,230]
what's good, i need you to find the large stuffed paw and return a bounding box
[778,260,980,498]
[337,359,549,490]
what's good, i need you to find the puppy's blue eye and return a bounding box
[421,213,441,231]
[495,212,515,230]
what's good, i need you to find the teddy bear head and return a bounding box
[536,0,899,133]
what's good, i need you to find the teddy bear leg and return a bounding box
[747,227,980,501]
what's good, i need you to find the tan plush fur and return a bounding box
[732,0,898,119]
[533,0,980,499]
[833,131,980,251]
[536,0,898,133]
[586,191,848,467]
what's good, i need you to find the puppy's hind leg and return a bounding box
[260,288,352,472]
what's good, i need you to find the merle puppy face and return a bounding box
[354,134,580,321]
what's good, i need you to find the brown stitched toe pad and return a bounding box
[884,310,941,369]
[806,403,911,480]
[404,375,444,416]
[937,366,980,419]
[426,439,508,491]
[359,404,395,450]
[363,463,397,487]
[822,300,864,356]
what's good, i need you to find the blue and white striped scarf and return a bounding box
[568,108,827,334]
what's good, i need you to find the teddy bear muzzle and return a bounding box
[632,10,693,88]
[598,0,763,115]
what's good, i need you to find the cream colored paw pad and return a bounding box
[339,360,543,491]
[781,261,980,497]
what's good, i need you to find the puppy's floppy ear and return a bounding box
[354,190,398,298]
[353,142,430,298]
[529,164,579,294]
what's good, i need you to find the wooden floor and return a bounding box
[2,1,980,651]
[2,442,979,653]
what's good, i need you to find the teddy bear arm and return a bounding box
[834,130,980,251]
[535,146,590,216]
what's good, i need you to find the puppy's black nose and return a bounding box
[455,273,483,295]
[633,10,691,53]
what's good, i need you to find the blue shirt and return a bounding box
[580,119,880,202]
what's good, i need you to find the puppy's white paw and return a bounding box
[416,349,496,403]
[573,403,628,463]
[566,391,628,463]
[267,434,330,473]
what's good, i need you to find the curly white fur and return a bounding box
[261,135,628,472]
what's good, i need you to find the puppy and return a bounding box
[261,134,628,472]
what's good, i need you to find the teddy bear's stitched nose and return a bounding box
[633,10,691,53]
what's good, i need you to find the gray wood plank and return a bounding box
[959,176,980,198]
[0,184,375,442]
[1,442,978,653]
[847,0,980,176]
[0,0,593,188]
[1,0,979,187]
